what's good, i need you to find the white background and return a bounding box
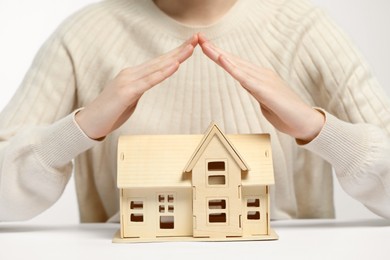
[0,0,389,224]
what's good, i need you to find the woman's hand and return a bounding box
[198,33,324,143]
[76,35,198,140]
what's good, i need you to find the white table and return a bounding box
[1,219,389,260]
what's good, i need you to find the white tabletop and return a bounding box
[1,218,389,260]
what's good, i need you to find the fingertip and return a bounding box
[191,34,199,47]
[186,34,198,47]
[185,43,195,55]
[197,32,207,44]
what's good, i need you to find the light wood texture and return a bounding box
[112,228,279,243]
[116,123,276,242]
[184,123,249,173]
[117,134,274,188]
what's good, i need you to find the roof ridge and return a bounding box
[183,122,250,173]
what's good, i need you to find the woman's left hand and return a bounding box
[198,33,325,143]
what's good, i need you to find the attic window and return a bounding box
[208,175,226,185]
[208,161,225,171]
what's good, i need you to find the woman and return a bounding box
[0,0,389,222]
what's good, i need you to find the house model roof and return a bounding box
[183,123,250,173]
[117,123,274,188]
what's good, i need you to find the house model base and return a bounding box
[114,123,278,243]
[112,228,278,243]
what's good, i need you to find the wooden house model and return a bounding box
[113,123,278,242]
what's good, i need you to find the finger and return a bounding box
[135,61,180,93]
[199,34,273,95]
[201,41,274,91]
[138,43,193,72]
[200,42,222,64]
[186,33,199,47]
[156,34,198,61]
[126,43,194,82]
[144,43,194,72]
[199,35,263,73]
[218,55,267,99]
[155,34,197,61]
[197,32,209,45]
[203,41,262,74]
[201,43,248,74]
[127,34,196,78]
[199,34,231,60]
[218,55,253,87]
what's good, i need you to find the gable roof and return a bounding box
[183,123,250,173]
[117,127,274,188]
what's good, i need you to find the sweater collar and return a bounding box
[135,0,253,40]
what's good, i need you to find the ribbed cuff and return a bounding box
[33,109,101,169]
[301,109,371,177]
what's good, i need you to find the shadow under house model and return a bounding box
[113,123,278,242]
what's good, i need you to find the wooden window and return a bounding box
[247,211,260,220]
[207,198,228,224]
[209,213,226,223]
[129,199,144,223]
[247,198,260,207]
[158,195,165,203]
[130,213,144,222]
[209,199,226,209]
[158,193,175,230]
[130,201,143,210]
[207,160,227,186]
[208,175,226,185]
[208,161,225,171]
[246,197,261,221]
[160,216,174,229]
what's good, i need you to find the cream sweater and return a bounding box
[0,0,389,222]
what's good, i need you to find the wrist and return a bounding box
[297,108,325,144]
[74,108,106,141]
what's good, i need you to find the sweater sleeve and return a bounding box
[295,9,390,218]
[0,27,99,221]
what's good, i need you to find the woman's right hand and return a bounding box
[76,35,198,140]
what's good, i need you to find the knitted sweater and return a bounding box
[0,0,389,222]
